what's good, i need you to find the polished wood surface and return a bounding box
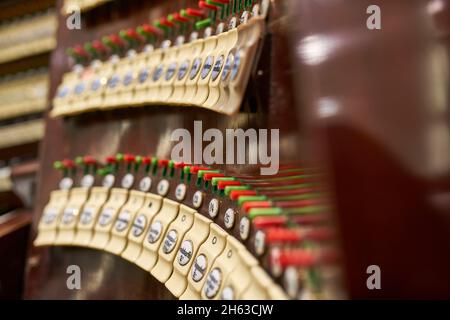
[0,0,55,21]
[288,0,450,298]
[0,211,31,299]
[11,160,40,178]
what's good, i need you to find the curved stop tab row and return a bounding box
[35,193,286,300]
[34,155,340,300]
[52,11,264,117]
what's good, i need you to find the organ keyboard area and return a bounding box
[15,0,358,300]
[21,0,349,300]
[34,155,342,300]
[0,0,445,302]
[52,1,267,116]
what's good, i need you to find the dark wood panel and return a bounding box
[0,142,40,163]
[27,247,174,299]
[11,160,39,178]
[0,0,55,21]
[0,211,31,299]
[287,0,450,298]
[0,52,51,77]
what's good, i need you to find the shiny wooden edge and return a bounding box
[33,192,288,300]
[0,210,32,238]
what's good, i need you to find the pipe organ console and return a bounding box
[0,0,447,301]
[34,155,340,299]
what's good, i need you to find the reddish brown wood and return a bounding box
[0,142,40,163]
[287,0,450,298]
[0,0,55,21]
[0,211,32,299]
[11,160,40,178]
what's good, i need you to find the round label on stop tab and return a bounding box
[163,229,178,254]
[59,177,73,190]
[270,247,282,277]
[284,266,299,299]
[138,68,149,83]
[224,208,235,229]
[123,71,134,86]
[91,78,101,91]
[175,183,187,201]
[74,82,85,95]
[204,268,222,299]
[216,22,225,35]
[153,64,164,82]
[99,207,114,226]
[131,214,147,237]
[43,208,58,224]
[80,207,95,225]
[208,199,219,218]
[102,174,115,188]
[222,53,234,82]
[192,254,208,282]
[165,62,177,81]
[178,240,194,266]
[108,75,119,89]
[228,17,237,30]
[121,173,135,189]
[231,50,242,81]
[57,86,69,98]
[115,210,131,232]
[239,216,250,240]
[178,60,190,81]
[192,191,204,208]
[201,56,214,79]
[157,179,170,196]
[147,221,163,243]
[139,176,152,192]
[211,55,224,81]
[81,174,94,188]
[190,58,202,80]
[254,230,266,256]
[240,11,250,24]
[62,207,76,224]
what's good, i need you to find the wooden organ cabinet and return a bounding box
[21,0,450,300]
[0,0,56,299]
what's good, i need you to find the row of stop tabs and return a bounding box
[52,3,266,117]
[34,155,288,300]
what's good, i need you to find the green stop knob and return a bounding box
[53,161,63,170]
[116,153,124,162]
[195,18,212,30]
